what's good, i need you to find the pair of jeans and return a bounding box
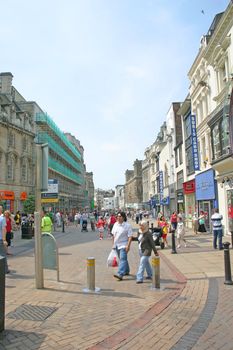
[115,247,129,277]
[213,229,223,249]
[136,251,152,282]
[0,240,9,273]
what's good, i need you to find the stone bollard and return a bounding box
[223,242,233,285]
[83,257,100,293]
[151,256,160,289]
[171,229,177,254]
[0,257,5,332]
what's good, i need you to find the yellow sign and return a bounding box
[152,257,160,266]
[41,198,59,203]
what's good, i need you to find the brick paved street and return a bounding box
[0,220,233,349]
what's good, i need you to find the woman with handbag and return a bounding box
[4,210,13,255]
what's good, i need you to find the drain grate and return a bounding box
[7,304,58,321]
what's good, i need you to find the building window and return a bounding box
[177,170,183,190]
[221,117,230,156]
[175,149,178,168]
[179,145,183,165]
[211,114,230,161]
[22,137,27,152]
[186,146,194,174]
[8,132,15,148]
[21,159,27,182]
[7,156,14,180]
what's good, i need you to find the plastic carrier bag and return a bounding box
[107,249,119,267]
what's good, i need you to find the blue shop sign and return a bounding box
[195,169,216,200]
[190,115,200,171]
[159,171,164,196]
[160,196,170,205]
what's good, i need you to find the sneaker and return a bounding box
[113,274,123,281]
[136,280,143,284]
[145,276,152,280]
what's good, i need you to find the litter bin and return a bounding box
[21,222,33,239]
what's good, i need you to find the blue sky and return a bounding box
[0,0,230,189]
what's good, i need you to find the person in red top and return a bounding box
[108,213,117,237]
[170,211,178,230]
[96,216,106,240]
[4,210,13,255]
[158,216,169,247]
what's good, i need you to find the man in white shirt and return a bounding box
[0,205,10,273]
[112,211,133,281]
[211,208,223,250]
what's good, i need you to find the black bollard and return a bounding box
[150,223,154,232]
[171,229,177,254]
[231,231,233,250]
[223,242,233,285]
[0,257,5,332]
[62,219,65,233]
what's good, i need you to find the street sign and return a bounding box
[41,198,59,203]
[48,179,58,193]
[41,193,58,199]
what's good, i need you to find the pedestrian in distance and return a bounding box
[177,216,187,248]
[170,211,178,231]
[211,208,223,250]
[198,211,207,233]
[96,216,105,239]
[14,210,21,230]
[192,212,199,234]
[112,211,133,281]
[158,216,169,247]
[133,220,159,284]
[4,210,13,255]
[41,210,53,234]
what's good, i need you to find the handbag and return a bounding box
[107,249,119,267]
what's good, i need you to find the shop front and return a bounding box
[195,169,217,232]
[183,179,196,228]
[0,190,15,212]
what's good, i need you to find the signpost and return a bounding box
[41,179,59,203]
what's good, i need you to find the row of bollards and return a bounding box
[223,242,233,285]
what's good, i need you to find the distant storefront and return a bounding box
[195,169,217,231]
[183,179,196,228]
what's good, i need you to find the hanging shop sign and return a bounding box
[20,192,27,201]
[183,179,195,194]
[190,115,200,171]
[160,196,170,205]
[195,169,216,201]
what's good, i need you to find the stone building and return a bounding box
[124,159,143,209]
[0,72,36,212]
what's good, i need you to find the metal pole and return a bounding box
[171,229,177,254]
[34,212,44,289]
[223,242,233,285]
[0,257,5,332]
[152,256,160,289]
[62,219,65,233]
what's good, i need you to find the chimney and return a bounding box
[0,72,13,97]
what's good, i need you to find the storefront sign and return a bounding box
[0,190,14,200]
[20,192,27,201]
[160,196,170,205]
[177,192,184,203]
[183,179,195,194]
[195,169,216,200]
[159,171,163,196]
[191,115,200,171]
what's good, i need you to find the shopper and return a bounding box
[211,208,223,250]
[112,211,133,281]
[177,216,187,248]
[134,220,159,284]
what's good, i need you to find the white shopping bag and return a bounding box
[107,249,119,267]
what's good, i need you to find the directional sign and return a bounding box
[41,192,58,199]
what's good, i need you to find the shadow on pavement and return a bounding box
[0,330,47,349]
